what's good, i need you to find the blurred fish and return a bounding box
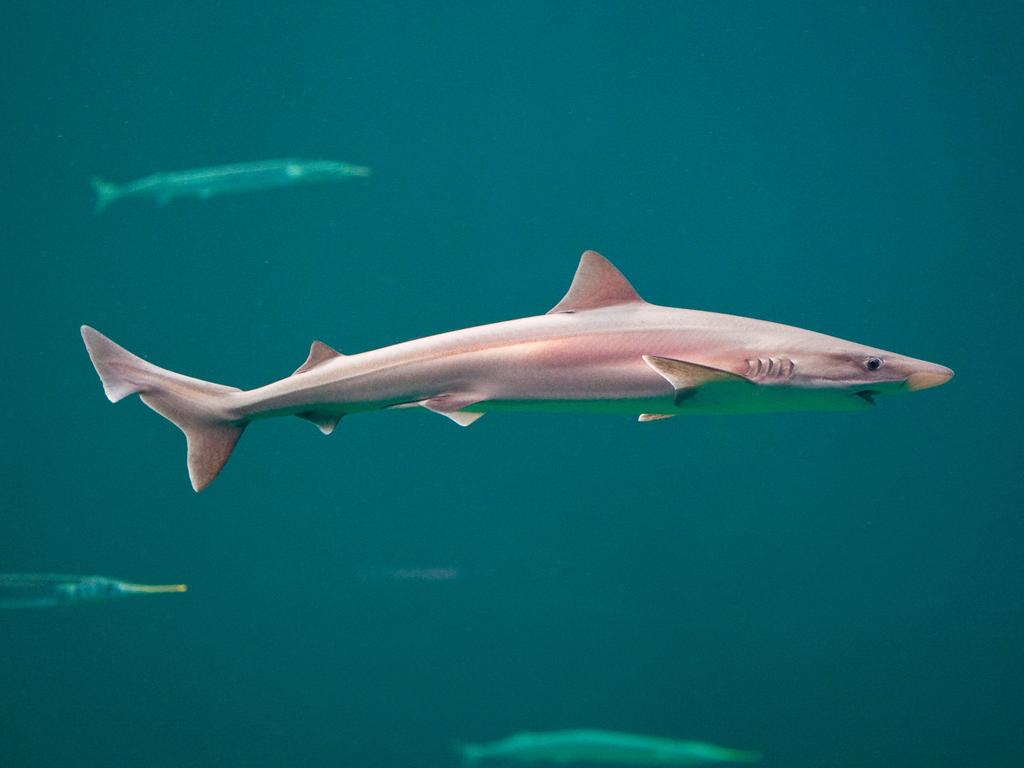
[91,158,370,212]
[356,567,461,583]
[0,573,186,609]
[80,251,952,491]
[457,730,760,766]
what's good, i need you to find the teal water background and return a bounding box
[2,3,1021,767]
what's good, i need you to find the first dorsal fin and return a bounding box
[293,340,343,375]
[548,251,645,314]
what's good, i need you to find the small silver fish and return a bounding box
[458,730,761,765]
[91,157,370,212]
[0,573,186,609]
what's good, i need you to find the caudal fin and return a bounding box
[81,326,246,491]
[454,743,484,767]
[91,177,120,214]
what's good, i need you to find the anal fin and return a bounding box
[296,410,342,435]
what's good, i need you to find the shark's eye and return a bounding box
[864,357,884,371]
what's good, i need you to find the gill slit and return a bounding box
[744,357,796,382]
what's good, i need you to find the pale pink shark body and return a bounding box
[81,251,953,491]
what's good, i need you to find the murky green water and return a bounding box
[2,3,1020,767]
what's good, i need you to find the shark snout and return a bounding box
[905,365,954,392]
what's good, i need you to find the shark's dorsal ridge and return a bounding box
[547,251,645,314]
[294,340,343,375]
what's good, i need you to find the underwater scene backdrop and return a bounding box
[2,3,1021,767]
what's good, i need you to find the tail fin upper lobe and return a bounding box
[81,326,246,491]
[91,177,119,214]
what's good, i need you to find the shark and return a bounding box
[91,158,370,213]
[81,251,953,491]
[456,729,761,765]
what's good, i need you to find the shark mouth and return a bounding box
[855,390,881,405]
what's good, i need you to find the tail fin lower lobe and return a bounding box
[80,326,246,491]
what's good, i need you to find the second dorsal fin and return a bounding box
[547,251,646,314]
[294,340,343,375]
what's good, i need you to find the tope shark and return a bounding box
[81,251,953,491]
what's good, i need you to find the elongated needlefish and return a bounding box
[457,730,761,765]
[91,158,370,212]
[0,573,186,609]
[81,251,953,491]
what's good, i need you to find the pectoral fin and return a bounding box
[419,394,486,426]
[643,355,753,404]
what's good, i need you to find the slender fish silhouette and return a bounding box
[0,573,186,609]
[81,251,953,491]
[356,567,462,583]
[91,158,370,212]
[457,730,761,765]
